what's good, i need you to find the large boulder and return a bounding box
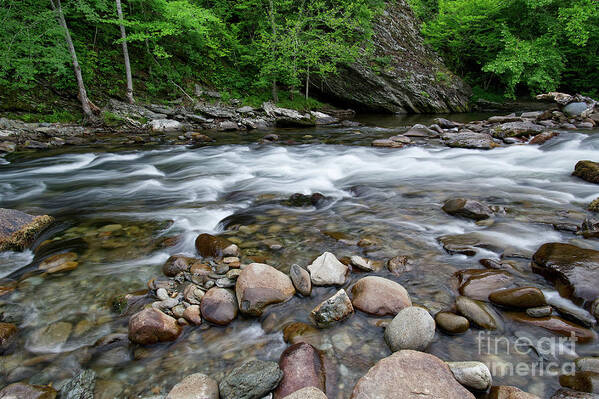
[350,350,475,398]
[219,360,283,399]
[200,287,238,325]
[0,208,54,251]
[493,121,545,138]
[150,119,183,132]
[309,1,470,113]
[274,343,326,399]
[166,373,219,399]
[350,276,411,316]
[573,161,599,184]
[128,308,182,345]
[532,243,599,305]
[307,252,349,286]
[384,306,435,352]
[236,263,295,316]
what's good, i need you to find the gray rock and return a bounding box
[384,306,435,352]
[527,306,553,318]
[237,106,254,114]
[350,255,374,271]
[310,289,354,328]
[150,119,183,132]
[564,102,589,117]
[307,252,349,286]
[219,360,283,399]
[447,361,492,391]
[60,369,96,399]
[166,373,219,399]
[289,264,311,296]
[442,131,495,149]
[372,139,405,148]
[156,288,169,301]
[404,124,437,137]
[442,198,493,220]
[494,121,545,138]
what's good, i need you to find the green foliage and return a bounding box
[410,0,599,98]
[0,0,384,113]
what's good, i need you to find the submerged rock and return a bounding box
[455,269,513,300]
[507,313,595,343]
[350,276,411,316]
[163,255,196,277]
[195,233,239,258]
[166,373,219,399]
[384,306,435,352]
[0,208,54,251]
[435,312,469,334]
[573,161,599,184]
[532,243,599,304]
[128,308,182,345]
[307,252,349,286]
[491,386,541,398]
[526,305,553,318]
[442,198,493,220]
[219,359,283,399]
[236,263,295,316]
[350,350,475,399]
[0,382,57,399]
[0,322,17,353]
[274,342,326,399]
[456,296,500,330]
[38,252,79,274]
[310,289,354,328]
[489,287,546,309]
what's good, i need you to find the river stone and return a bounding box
[573,161,599,184]
[350,276,411,316]
[195,233,239,258]
[455,269,513,300]
[350,350,475,399]
[560,372,599,394]
[27,321,73,353]
[507,313,595,343]
[166,373,219,399]
[435,312,469,334]
[405,124,437,137]
[200,287,238,325]
[0,382,57,399]
[434,118,461,129]
[282,322,321,347]
[527,305,553,318]
[442,198,492,220]
[350,255,374,271]
[163,255,196,277]
[59,369,96,399]
[219,359,283,399]
[589,198,599,213]
[274,342,325,399]
[310,289,354,328]
[530,131,559,145]
[489,287,546,308]
[236,263,295,315]
[532,243,599,304]
[494,121,545,138]
[456,296,500,330]
[289,264,311,296]
[387,255,412,275]
[182,305,202,325]
[307,252,349,286]
[564,102,589,117]
[0,322,17,353]
[581,218,599,239]
[281,387,327,399]
[372,139,404,148]
[0,208,54,251]
[128,308,182,344]
[490,386,541,398]
[442,131,495,149]
[550,388,598,398]
[576,358,599,374]
[447,361,492,391]
[384,306,435,352]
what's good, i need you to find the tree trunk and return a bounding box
[116,0,135,104]
[50,0,97,121]
[305,67,310,100]
[268,0,278,103]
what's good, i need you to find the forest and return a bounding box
[0,0,598,121]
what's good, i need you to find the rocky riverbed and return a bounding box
[1,94,599,398]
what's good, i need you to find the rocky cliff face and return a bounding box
[313,1,471,113]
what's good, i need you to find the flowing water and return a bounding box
[1,115,599,398]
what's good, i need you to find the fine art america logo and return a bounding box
[477,331,577,377]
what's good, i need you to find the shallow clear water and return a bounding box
[1,117,599,398]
